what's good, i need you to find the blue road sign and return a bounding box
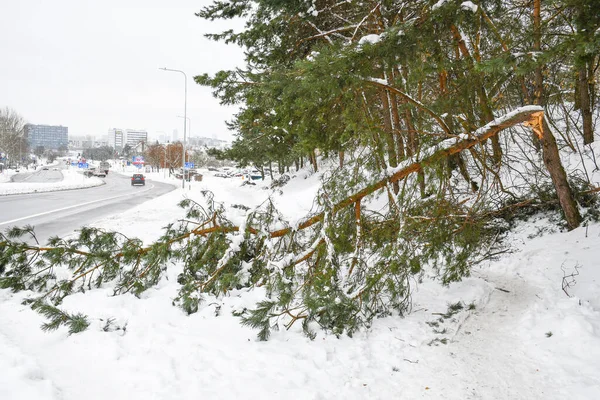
[78,163,89,169]
[71,162,77,166]
[185,162,194,169]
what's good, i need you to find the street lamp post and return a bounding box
[177,115,191,182]
[159,67,187,189]
[177,116,191,139]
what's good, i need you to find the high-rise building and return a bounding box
[172,129,179,142]
[25,124,68,150]
[107,128,124,151]
[124,129,148,148]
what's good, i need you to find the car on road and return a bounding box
[131,174,145,186]
[42,167,49,170]
[83,168,106,178]
[99,161,110,175]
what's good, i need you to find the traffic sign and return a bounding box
[78,163,89,169]
[185,162,194,169]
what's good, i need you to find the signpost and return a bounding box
[184,162,194,169]
[78,162,89,169]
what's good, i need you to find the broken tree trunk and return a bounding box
[190,106,554,239]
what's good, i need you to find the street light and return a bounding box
[159,67,187,189]
[176,115,191,139]
[177,115,191,181]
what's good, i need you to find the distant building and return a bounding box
[107,128,147,152]
[68,134,109,149]
[124,129,148,148]
[68,135,94,149]
[107,128,124,151]
[25,124,68,150]
[188,136,229,149]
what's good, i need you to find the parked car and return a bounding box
[131,174,145,186]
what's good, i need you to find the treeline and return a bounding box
[198,0,599,226]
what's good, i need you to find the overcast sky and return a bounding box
[0,0,245,142]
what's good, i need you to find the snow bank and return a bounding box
[0,169,103,196]
[1,160,600,399]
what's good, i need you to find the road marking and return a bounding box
[0,184,155,226]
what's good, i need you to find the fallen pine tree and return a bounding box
[0,106,586,339]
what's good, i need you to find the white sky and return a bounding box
[0,0,246,142]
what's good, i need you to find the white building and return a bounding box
[107,128,124,151]
[125,129,148,148]
[107,128,148,151]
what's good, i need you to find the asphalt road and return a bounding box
[0,169,176,244]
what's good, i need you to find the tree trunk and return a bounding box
[310,150,318,172]
[404,108,418,157]
[450,24,502,165]
[210,107,545,238]
[540,118,582,230]
[579,65,594,145]
[391,67,406,160]
[532,0,543,152]
[531,0,581,230]
[379,88,399,194]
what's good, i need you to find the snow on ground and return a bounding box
[0,169,16,183]
[1,164,600,399]
[0,168,103,196]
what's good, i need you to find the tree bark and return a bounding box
[532,0,543,151]
[531,0,581,230]
[310,149,318,172]
[540,118,582,230]
[579,65,594,145]
[450,24,503,165]
[379,88,400,193]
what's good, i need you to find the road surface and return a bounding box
[0,169,176,244]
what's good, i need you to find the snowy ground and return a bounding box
[0,167,103,196]
[1,166,600,399]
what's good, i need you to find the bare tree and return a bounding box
[0,107,27,165]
